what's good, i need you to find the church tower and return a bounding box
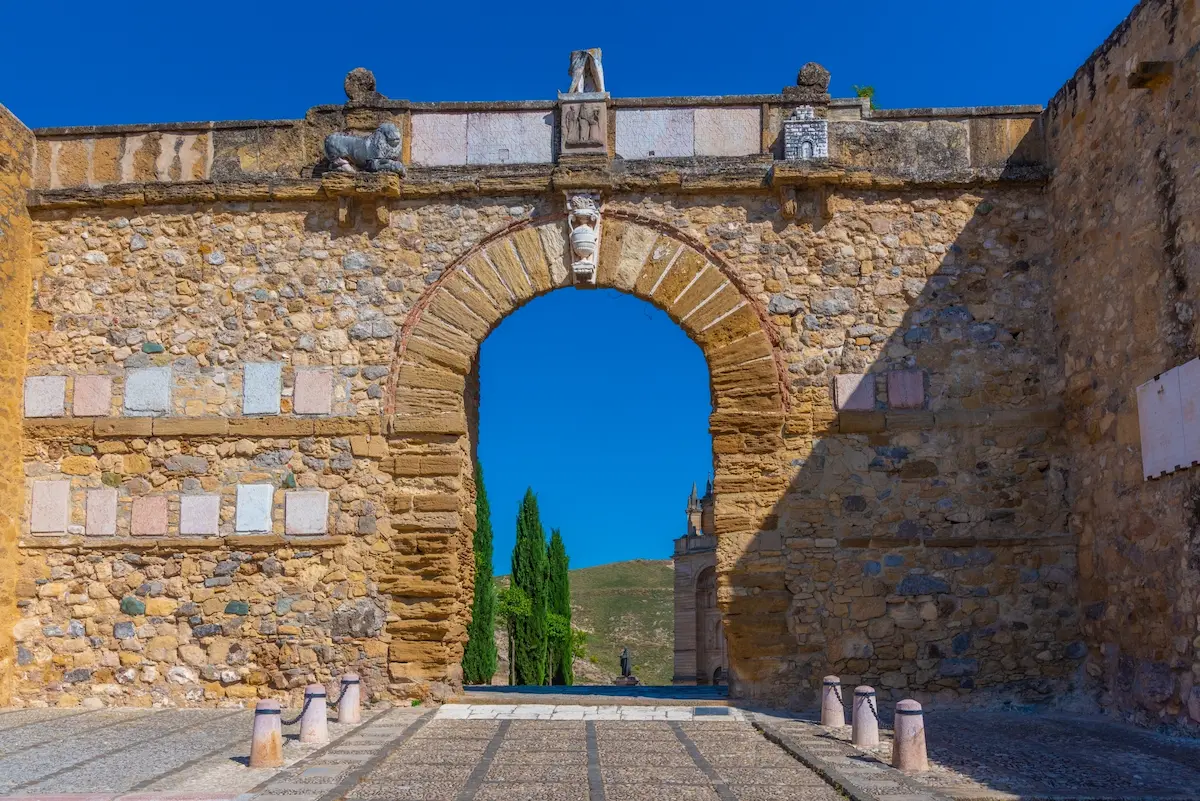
[672,480,727,686]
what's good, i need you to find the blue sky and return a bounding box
[0,0,1137,571]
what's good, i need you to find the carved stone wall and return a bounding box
[1046,0,1200,729]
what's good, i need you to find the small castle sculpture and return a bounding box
[784,107,828,161]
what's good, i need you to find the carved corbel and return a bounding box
[566,192,602,287]
[778,186,830,227]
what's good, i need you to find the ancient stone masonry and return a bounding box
[0,13,1192,728]
[1045,0,1200,730]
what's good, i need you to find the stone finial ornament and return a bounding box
[784,62,831,103]
[323,123,406,175]
[567,193,601,285]
[344,67,385,102]
[567,48,606,94]
[784,107,828,160]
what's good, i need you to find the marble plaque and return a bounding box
[236,484,274,532]
[285,491,330,535]
[24,376,66,418]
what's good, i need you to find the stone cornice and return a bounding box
[26,159,1051,211]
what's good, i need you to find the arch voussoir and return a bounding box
[383,211,786,699]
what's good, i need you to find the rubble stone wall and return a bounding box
[13,175,1084,708]
[0,104,34,706]
[1045,0,1200,729]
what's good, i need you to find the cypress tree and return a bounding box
[511,488,549,685]
[546,529,574,685]
[461,462,498,684]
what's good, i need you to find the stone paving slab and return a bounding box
[436,703,746,721]
[752,709,1200,801]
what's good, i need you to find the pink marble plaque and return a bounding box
[85,488,118,536]
[887,370,925,409]
[294,368,333,415]
[131,496,168,537]
[285,490,329,535]
[73,375,114,417]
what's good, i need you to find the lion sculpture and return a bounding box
[323,122,406,175]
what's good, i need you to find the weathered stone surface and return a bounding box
[694,108,761,157]
[410,113,468,167]
[123,367,170,415]
[235,484,274,532]
[24,376,66,418]
[466,112,554,165]
[131,496,168,536]
[243,362,282,415]
[180,494,221,536]
[833,374,874,411]
[284,490,329,535]
[30,480,70,533]
[615,109,694,159]
[72,375,113,417]
[293,368,333,415]
[84,488,117,537]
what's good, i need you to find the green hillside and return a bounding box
[494,558,675,685]
[570,559,676,685]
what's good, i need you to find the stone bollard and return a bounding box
[299,683,329,744]
[891,699,929,772]
[852,686,880,747]
[338,673,362,724]
[249,700,283,768]
[820,675,846,727]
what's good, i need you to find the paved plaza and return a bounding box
[0,703,1195,800]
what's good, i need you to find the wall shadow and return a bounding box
[723,122,1087,729]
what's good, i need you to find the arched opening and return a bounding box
[387,212,788,699]
[477,287,712,685]
[692,565,728,686]
[801,140,814,159]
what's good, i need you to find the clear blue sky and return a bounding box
[479,290,711,573]
[1,1,1134,128]
[0,1,1137,571]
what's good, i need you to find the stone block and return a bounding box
[85,488,118,537]
[466,112,554,165]
[30,480,70,533]
[285,490,329,535]
[124,367,171,415]
[235,484,274,533]
[615,109,695,159]
[694,108,761,157]
[131,496,168,537]
[293,368,333,415]
[24,376,66,418]
[243,362,282,415]
[887,370,925,409]
[410,113,468,166]
[180,494,221,536]
[834,374,875,411]
[73,375,113,417]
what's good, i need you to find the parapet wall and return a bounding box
[1046,0,1200,729]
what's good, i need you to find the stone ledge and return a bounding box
[835,534,1075,549]
[25,415,381,439]
[837,407,1063,433]
[27,159,1052,211]
[19,534,349,550]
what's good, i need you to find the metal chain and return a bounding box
[867,696,879,723]
[831,684,844,707]
[280,692,313,726]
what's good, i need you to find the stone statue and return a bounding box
[783,62,832,104]
[620,647,632,677]
[567,194,600,285]
[567,48,605,94]
[323,123,406,176]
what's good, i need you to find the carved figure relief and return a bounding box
[567,48,605,94]
[323,123,406,175]
[562,102,606,149]
[567,194,601,286]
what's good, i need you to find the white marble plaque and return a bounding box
[1136,370,1187,479]
[285,490,329,535]
[1178,357,1200,470]
[243,362,282,415]
[235,484,274,532]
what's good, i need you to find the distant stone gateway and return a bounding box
[1,1,1198,734]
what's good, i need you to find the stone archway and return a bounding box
[381,210,788,697]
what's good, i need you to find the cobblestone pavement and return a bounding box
[346,711,842,801]
[436,703,747,721]
[754,709,1200,801]
[0,705,425,801]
